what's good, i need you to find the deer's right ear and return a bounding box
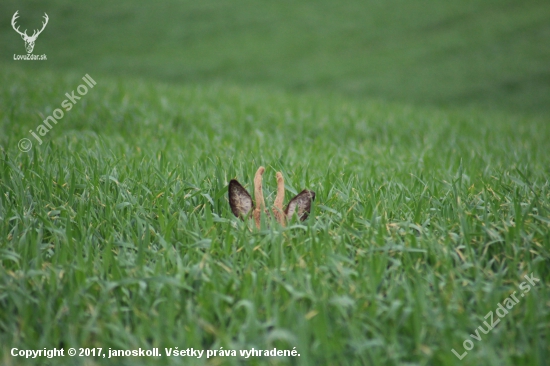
[285,189,315,222]
[228,179,254,218]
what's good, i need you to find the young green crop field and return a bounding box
[1,0,550,365]
[1,66,549,365]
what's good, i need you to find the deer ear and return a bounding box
[228,179,254,218]
[285,190,315,221]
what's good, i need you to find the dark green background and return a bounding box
[1,0,549,115]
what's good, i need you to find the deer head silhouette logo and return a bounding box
[229,166,315,228]
[11,11,49,54]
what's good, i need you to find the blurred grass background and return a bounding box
[1,0,549,115]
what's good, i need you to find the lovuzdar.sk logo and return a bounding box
[12,10,48,61]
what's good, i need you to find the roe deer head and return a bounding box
[229,166,315,228]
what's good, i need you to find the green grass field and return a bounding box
[1,0,550,365]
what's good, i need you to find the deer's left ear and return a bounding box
[285,190,315,221]
[228,179,254,218]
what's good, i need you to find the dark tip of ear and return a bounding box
[229,179,242,187]
[300,189,315,201]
